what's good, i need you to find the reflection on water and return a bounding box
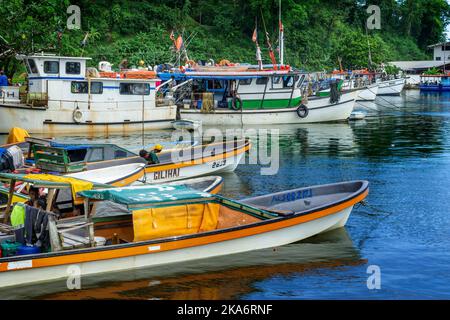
[1,90,450,299]
[30,229,363,300]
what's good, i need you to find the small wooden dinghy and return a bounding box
[0,176,367,288]
[171,119,202,131]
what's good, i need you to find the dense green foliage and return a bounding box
[1,0,449,78]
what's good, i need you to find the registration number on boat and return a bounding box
[212,160,226,169]
[271,189,313,203]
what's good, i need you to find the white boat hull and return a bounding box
[0,104,177,134]
[377,78,405,95]
[356,84,378,101]
[144,151,245,183]
[0,206,352,288]
[180,91,357,125]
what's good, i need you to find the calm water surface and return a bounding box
[1,90,449,299]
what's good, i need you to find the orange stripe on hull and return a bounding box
[0,187,367,273]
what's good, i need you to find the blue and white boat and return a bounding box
[419,74,450,91]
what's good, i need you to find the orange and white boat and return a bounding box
[0,175,368,288]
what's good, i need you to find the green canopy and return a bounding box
[78,185,214,207]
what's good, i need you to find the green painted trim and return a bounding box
[229,97,302,110]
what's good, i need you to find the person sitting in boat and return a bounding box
[139,144,162,164]
[25,187,41,207]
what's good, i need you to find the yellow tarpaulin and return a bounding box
[133,202,220,241]
[23,174,93,205]
[7,127,30,144]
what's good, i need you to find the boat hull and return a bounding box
[180,91,357,125]
[356,84,378,101]
[144,145,247,183]
[0,104,177,134]
[377,79,405,96]
[0,205,356,288]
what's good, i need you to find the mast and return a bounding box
[260,9,278,70]
[365,26,373,71]
[279,0,284,65]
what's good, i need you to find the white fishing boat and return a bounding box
[0,176,368,288]
[158,69,357,125]
[0,53,177,134]
[376,78,406,95]
[326,70,379,101]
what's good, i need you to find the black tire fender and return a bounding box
[296,104,309,118]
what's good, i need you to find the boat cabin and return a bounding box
[158,70,305,110]
[10,53,168,112]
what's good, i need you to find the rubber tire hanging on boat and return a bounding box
[296,104,309,118]
[231,96,243,110]
[73,109,83,123]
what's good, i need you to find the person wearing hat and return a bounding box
[139,144,162,164]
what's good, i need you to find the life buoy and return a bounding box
[73,109,83,123]
[296,104,309,118]
[231,96,243,110]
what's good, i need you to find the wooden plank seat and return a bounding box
[48,213,95,251]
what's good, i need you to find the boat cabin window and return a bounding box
[114,149,127,159]
[239,79,252,85]
[256,77,269,85]
[120,83,150,95]
[88,147,104,162]
[272,76,282,85]
[44,61,59,74]
[71,81,103,94]
[67,148,88,162]
[27,59,38,74]
[207,80,224,91]
[297,75,305,88]
[283,76,294,88]
[66,62,81,74]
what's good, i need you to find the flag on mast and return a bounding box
[175,35,183,52]
[252,28,257,43]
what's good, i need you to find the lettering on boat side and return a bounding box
[212,159,226,169]
[153,168,180,180]
[148,245,161,251]
[270,189,313,204]
[177,304,273,317]
[7,260,32,270]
